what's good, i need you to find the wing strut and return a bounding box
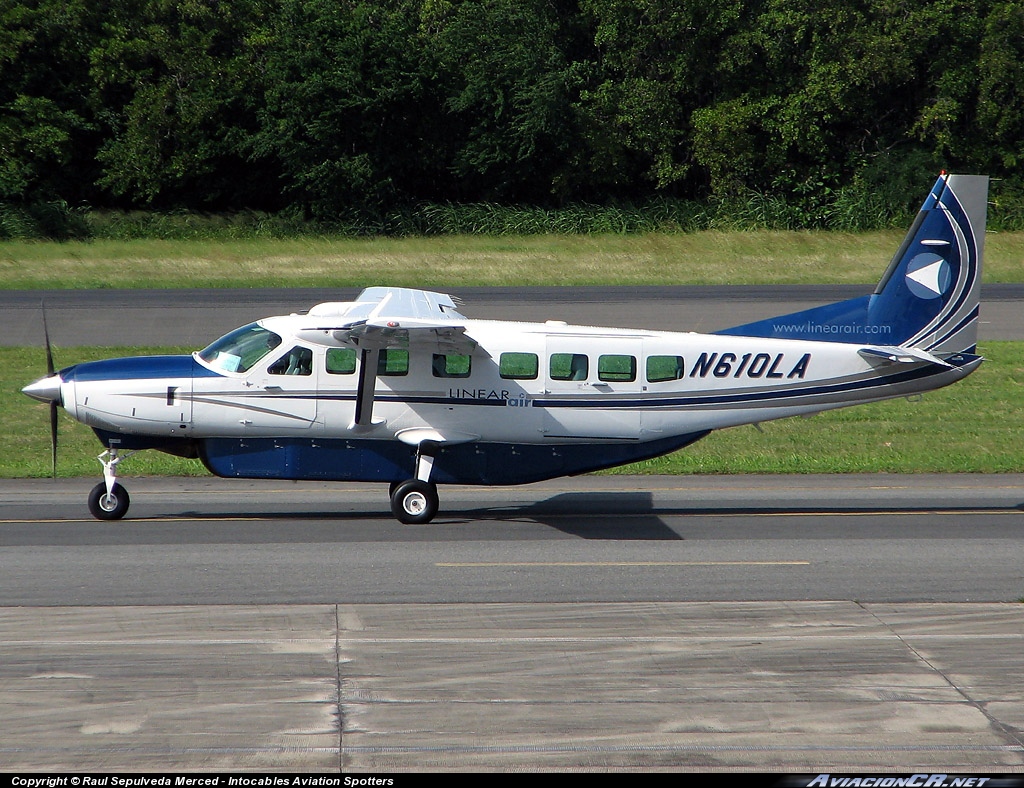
[352,347,381,428]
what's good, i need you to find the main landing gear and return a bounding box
[87,448,132,520]
[83,443,445,525]
[389,441,440,524]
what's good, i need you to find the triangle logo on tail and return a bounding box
[905,253,950,300]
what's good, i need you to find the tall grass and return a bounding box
[0,201,91,240]
[6,178,1024,241]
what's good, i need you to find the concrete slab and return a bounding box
[0,602,1021,772]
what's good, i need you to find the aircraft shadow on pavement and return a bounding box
[447,495,1024,538]
[462,492,683,540]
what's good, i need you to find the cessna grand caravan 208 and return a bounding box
[24,173,988,524]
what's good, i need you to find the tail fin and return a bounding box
[718,173,988,354]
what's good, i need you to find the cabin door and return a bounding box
[240,344,319,431]
[542,336,643,440]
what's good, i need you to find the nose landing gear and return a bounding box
[87,448,133,521]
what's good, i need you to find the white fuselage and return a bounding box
[59,314,968,450]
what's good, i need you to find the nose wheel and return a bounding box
[88,481,130,520]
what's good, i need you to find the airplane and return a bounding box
[22,172,988,524]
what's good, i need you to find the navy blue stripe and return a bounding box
[69,356,221,382]
[932,184,979,333]
[926,305,978,351]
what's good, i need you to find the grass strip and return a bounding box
[2,230,1024,289]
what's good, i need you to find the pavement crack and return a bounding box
[858,602,1024,751]
[335,603,345,773]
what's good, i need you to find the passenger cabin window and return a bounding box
[268,346,313,376]
[326,347,357,375]
[499,352,539,380]
[646,355,685,382]
[377,349,409,376]
[198,323,281,373]
[432,353,471,378]
[550,353,588,381]
[598,354,637,382]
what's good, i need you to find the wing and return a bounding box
[297,288,478,429]
[297,286,477,355]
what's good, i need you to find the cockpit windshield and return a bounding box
[197,323,282,373]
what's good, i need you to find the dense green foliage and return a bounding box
[3,0,1024,237]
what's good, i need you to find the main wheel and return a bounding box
[390,479,439,524]
[88,481,130,521]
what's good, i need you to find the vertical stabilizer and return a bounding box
[718,173,988,355]
[867,173,987,353]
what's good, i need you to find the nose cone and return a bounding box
[22,373,63,405]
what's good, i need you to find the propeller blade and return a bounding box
[42,300,54,376]
[50,401,58,478]
[41,300,57,477]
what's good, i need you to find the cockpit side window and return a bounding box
[198,323,282,373]
[268,346,313,376]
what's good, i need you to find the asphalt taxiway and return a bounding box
[3,284,1024,347]
[2,475,1023,605]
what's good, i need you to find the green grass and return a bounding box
[7,342,1023,479]
[2,230,1024,289]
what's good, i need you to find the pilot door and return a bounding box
[240,344,319,431]
[542,337,642,440]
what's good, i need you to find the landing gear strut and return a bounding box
[87,448,132,520]
[389,441,440,524]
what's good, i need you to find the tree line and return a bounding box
[2,0,1022,236]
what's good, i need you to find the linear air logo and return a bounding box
[905,253,951,300]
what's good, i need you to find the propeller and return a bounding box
[42,302,58,478]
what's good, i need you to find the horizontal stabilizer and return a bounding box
[858,345,953,367]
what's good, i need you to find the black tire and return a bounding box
[88,481,130,521]
[390,479,439,525]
